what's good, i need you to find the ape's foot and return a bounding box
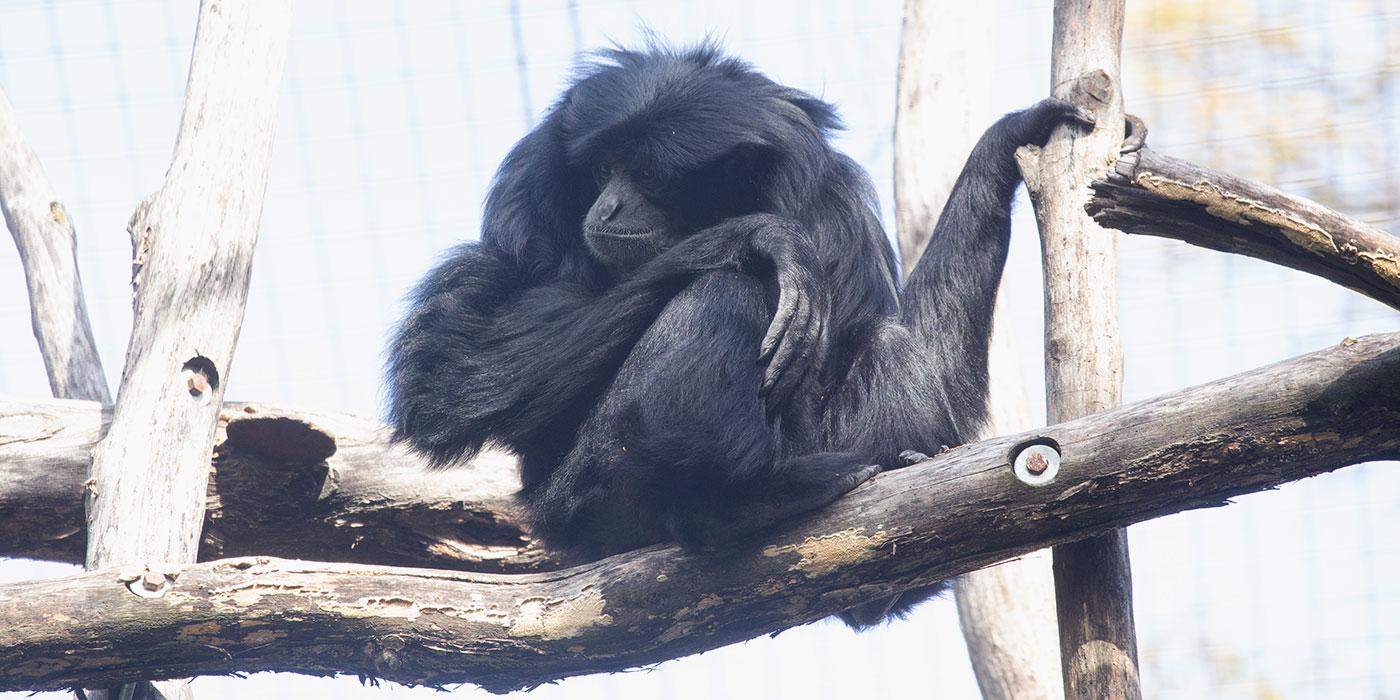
[841,463,882,492]
[898,450,929,466]
[896,446,952,468]
[1011,97,1096,148]
[1121,113,1148,153]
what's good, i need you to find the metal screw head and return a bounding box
[1025,451,1050,475]
[1011,441,1061,486]
[180,355,220,406]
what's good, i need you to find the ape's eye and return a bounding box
[594,163,614,182]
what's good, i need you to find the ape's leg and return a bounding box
[529,271,877,556]
[664,454,881,550]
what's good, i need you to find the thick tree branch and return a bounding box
[1088,147,1400,310]
[0,400,561,573]
[1,333,1397,694]
[0,84,110,403]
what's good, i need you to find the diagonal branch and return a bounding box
[1088,147,1400,310]
[0,84,110,403]
[1,333,1397,694]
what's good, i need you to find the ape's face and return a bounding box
[582,160,675,272]
[582,148,767,273]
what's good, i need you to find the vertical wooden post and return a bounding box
[1022,1,1141,698]
[82,2,292,698]
[896,3,1063,698]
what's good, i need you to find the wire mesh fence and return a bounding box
[0,1,1395,698]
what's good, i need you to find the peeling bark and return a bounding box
[78,4,293,698]
[1088,148,1400,309]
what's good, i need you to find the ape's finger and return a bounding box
[762,301,807,394]
[1048,98,1095,128]
[760,281,800,361]
[762,323,798,394]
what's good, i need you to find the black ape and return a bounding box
[387,44,1089,627]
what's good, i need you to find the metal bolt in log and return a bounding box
[1010,438,1061,486]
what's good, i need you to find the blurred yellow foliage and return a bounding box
[1122,0,1399,227]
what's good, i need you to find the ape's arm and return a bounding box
[386,214,828,467]
[898,98,1092,440]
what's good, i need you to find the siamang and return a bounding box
[387,43,1090,627]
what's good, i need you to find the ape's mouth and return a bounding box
[586,225,654,239]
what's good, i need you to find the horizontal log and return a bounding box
[0,401,564,573]
[1087,147,1400,310]
[1,333,1397,693]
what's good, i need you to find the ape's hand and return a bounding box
[748,216,831,403]
[1005,97,1096,147]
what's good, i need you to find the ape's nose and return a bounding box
[597,196,621,221]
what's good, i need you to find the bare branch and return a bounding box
[1088,147,1400,310]
[0,85,110,403]
[2,333,1397,694]
[954,549,1061,700]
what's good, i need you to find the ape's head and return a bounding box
[482,42,842,278]
[576,141,766,273]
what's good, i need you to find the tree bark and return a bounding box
[1,332,1397,693]
[895,2,1062,697]
[1088,147,1400,311]
[894,0,990,278]
[0,399,558,573]
[0,85,110,403]
[955,549,1061,700]
[80,2,292,698]
[1024,1,1138,698]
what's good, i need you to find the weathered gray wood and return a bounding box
[0,398,559,572]
[86,0,291,571]
[1052,530,1137,697]
[2,332,1397,694]
[894,0,989,278]
[895,3,1062,696]
[1021,2,1139,698]
[79,3,292,699]
[955,549,1062,700]
[1088,147,1400,309]
[0,85,110,403]
[1032,7,1127,422]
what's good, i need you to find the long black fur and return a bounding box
[386,42,1088,627]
